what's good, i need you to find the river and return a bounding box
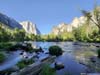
[0,42,98,75]
[32,42,98,75]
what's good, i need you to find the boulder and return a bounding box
[54,62,64,70]
[90,56,97,63]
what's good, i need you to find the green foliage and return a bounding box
[40,64,55,75]
[40,33,75,42]
[0,23,26,42]
[81,4,100,33]
[0,23,11,42]
[73,25,89,42]
[8,43,33,52]
[17,59,34,69]
[49,45,63,56]
[0,22,42,42]
[0,42,13,50]
[12,28,26,41]
[24,43,33,52]
[97,49,100,58]
[0,52,5,63]
[60,32,75,41]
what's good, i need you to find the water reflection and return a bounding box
[0,42,98,75]
[31,42,97,75]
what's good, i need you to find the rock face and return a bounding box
[20,21,41,35]
[0,12,41,35]
[71,16,86,28]
[51,16,87,35]
[52,23,72,35]
[0,12,22,29]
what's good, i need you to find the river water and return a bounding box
[32,42,98,75]
[0,42,98,75]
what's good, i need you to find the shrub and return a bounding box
[17,59,34,69]
[40,64,55,75]
[0,42,13,50]
[97,49,100,58]
[8,43,33,52]
[0,52,5,63]
[49,45,63,56]
[8,44,23,51]
[25,43,33,51]
[33,47,43,53]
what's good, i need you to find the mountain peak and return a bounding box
[51,23,72,35]
[0,12,22,29]
[51,16,87,35]
[20,21,41,35]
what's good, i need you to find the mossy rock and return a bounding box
[17,59,34,69]
[49,45,63,56]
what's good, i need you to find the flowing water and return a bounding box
[0,42,98,75]
[32,42,98,75]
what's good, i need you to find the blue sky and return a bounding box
[0,0,100,34]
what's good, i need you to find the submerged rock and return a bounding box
[54,62,64,70]
[90,56,97,63]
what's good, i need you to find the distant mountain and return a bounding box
[0,12,22,29]
[0,12,41,35]
[51,7,100,35]
[52,23,72,35]
[20,21,41,35]
[71,16,86,28]
[51,16,87,35]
